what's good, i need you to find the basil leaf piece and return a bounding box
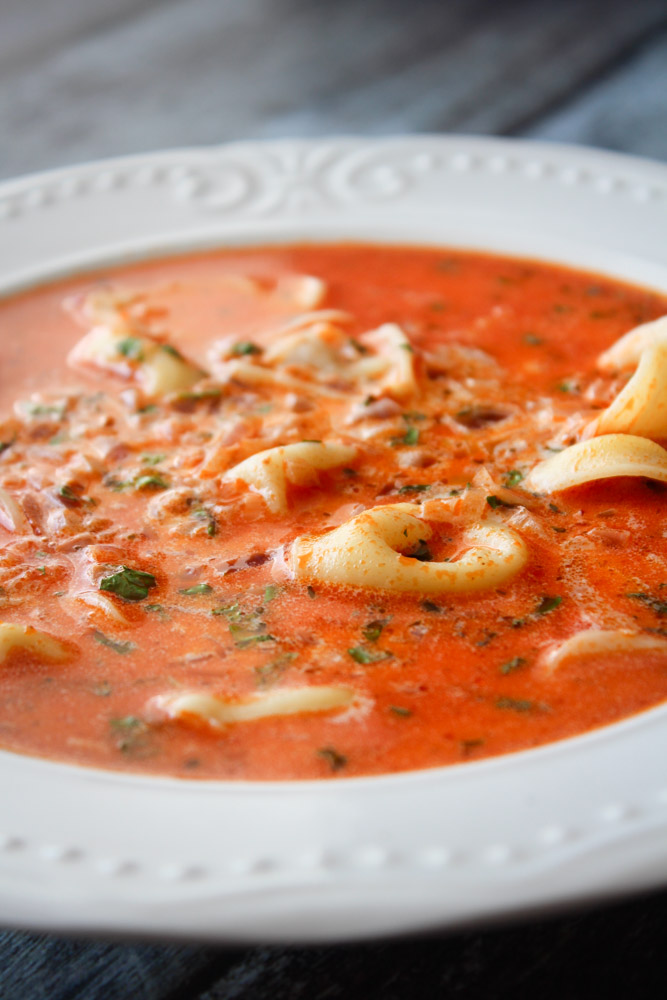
[99,566,157,602]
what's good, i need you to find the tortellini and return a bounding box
[225,441,356,514]
[153,685,355,729]
[0,623,71,664]
[291,501,528,594]
[524,434,667,494]
[542,629,667,673]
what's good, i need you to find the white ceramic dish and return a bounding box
[1,136,667,944]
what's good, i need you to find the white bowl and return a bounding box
[1,136,667,943]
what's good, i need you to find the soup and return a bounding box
[1,244,667,780]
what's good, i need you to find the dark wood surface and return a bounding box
[3,1,667,996]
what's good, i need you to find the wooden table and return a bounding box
[2,1,667,996]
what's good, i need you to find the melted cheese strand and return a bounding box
[154,686,355,728]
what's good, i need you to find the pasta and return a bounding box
[1,244,667,780]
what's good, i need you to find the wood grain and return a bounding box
[1,0,666,180]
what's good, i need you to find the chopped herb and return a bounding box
[400,342,414,353]
[145,603,169,620]
[233,632,274,648]
[138,403,159,414]
[24,402,66,419]
[93,630,136,655]
[110,715,144,731]
[476,631,498,647]
[500,656,527,675]
[301,439,322,444]
[176,388,222,404]
[57,484,82,506]
[523,333,543,346]
[557,379,578,393]
[390,705,412,717]
[461,738,484,754]
[626,592,667,617]
[398,483,430,494]
[536,595,562,615]
[92,681,112,697]
[254,651,297,687]
[349,338,368,354]
[496,697,535,713]
[317,746,347,772]
[486,494,514,510]
[408,539,432,562]
[342,467,357,477]
[178,583,213,596]
[307,586,317,599]
[0,440,13,455]
[160,343,184,359]
[403,425,419,445]
[430,301,446,312]
[191,506,217,537]
[37,566,46,575]
[348,646,392,664]
[134,474,169,491]
[99,566,157,602]
[141,453,166,466]
[362,620,386,642]
[552,525,567,533]
[263,584,278,603]
[548,503,562,514]
[421,600,442,613]
[504,469,524,488]
[231,341,261,356]
[116,337,144,361]
[402,411,427,422]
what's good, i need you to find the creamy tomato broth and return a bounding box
[1,245,667,780]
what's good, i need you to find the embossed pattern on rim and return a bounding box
[1,136,667,943]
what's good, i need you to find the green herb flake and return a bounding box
[178,583,213,596]
[93,630,136,655]
[626,592,667,617]
[349,338,368,354]
[317,746,347,772]
[398,484,430,494]
[92,681,112,697]
[231,341,261,356]
[408,539,432,562]
[116,337,144,361]
[254,651,297,687]
[57,484,82,506]
[263,584,279,603]
[389,705,412,718]
[552,525,567,533]
[141,453,166,466]
[504,469,524,488]
[556,379,578,394]
[301,439,322,444]
[160,343,184,359]
[362,620,385,642]
[348,646,392,664]
[403,425,419,445]
[461,738,485,754]
[495,697,535,713]
[500,656,527,675]
[134,474,169,491]
[486,494,514,510]
[548,503,562,514]
[536,595,562,615]
[523,333,543,346]
[421,600,442,614]
[400,342,414,353]
[110,715,144,731]
[233,632,274,649]
[99,566,157,602]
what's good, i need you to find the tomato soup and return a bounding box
[1,244,667,780]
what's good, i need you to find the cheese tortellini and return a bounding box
[0,623,71,664]
[225,441,357,514]
[524,434,667,494]
[291,501,528,593]
[153,685,355,729]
